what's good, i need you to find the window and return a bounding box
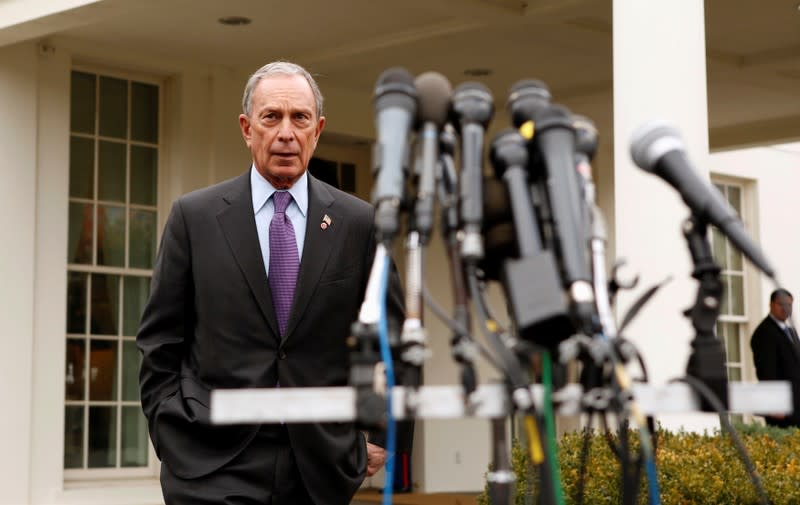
[64,70,159,479]
[308,157,357,193]
[711,181,747,382]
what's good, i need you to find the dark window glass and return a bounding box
[70,72,96,134]
[131,82,159,143]
[91,274,120,335]
[99,77,127,139]
[88,406,117,468]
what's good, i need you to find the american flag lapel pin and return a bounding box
[321,214,332,230]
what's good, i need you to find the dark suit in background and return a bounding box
[750,289,800,428]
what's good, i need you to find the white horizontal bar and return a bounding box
[210,381,792,424]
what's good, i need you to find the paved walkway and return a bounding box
[352,489,479,505]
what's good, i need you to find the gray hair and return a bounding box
[241,61,324,118]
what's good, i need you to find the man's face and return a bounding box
[771,295,793,322]
[239,74,325,189]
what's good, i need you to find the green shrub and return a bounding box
[478,423,800,504]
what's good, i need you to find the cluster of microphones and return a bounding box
[354,66,779,505]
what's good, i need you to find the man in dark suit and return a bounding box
[750,288,800,428]
[137,61,403,504]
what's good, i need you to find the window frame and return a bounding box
[64,65,163,484]
[710,176,758,385]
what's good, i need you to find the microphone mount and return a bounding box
[682,214,729,411]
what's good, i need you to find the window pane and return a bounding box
[64,406,84,469]
[68,202,94,265]
[121,340,141,402]
[730,247,743,271]
[130,145,157,206]
[729,274,744,315]
[89,339,118,401]
[69,136,94,199]
[725,328,741,362]
[720,274,731,315]
[341,163,356,193]
[728,366,742,382]
[66,271,88,334]
[711,226,727,270]
[66,338,86,400]
[98,141,126,202]
[727,186,742,214]
[91,274,119,335]
[88,406,117,468]
[71,71,96,134]
[99,77,127,139]
[131,82,158,143]
[97,205,125,267]
[123,276,150,336]
[129,210,156,269]
[121,406,148,467]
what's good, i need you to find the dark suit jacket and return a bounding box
[750,315,800,427]
[137,171,404,505]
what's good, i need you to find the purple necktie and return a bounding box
[269,191,299,337]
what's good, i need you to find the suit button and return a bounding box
[278,350,287,360]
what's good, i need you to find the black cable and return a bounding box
[672,376,772,505]
[466,264,530,393]
[421,284,505,373]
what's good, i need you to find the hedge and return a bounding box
[478,422,800,504]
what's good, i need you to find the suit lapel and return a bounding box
[216,172,280,339]
[283,175,337,342]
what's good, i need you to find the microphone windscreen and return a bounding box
[508,79,551,128]
[414,72,452,127]
[374,67,416,105]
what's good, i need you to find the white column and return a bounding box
[0,41,38,505]
[29,43,71,504]
[613,1,714,430]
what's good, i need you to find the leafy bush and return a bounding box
[478,422,800,504]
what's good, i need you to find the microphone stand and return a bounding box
[682,214,729,411]
[436,132,478,398]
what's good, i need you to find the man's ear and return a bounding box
[315,116,326,145]
[239,114,251,144]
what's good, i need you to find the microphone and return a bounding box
[371,67,417,242]
[451,81,494,261]
[507,79,552,129]
[489,129,571,347]
[529,104,596,331]
[630,121,776,278]
[413,71,452,241]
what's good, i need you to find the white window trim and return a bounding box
[64,65,164,483]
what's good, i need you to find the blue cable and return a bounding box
[377,254,396,505]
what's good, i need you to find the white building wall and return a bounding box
[710,143,800,334]
[0,41,38,505]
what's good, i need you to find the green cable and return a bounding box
[543,351,566,505]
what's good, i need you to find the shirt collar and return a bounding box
[251,165,309,217]
[770,314,789,329]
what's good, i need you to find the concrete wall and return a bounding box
[0,40,38,505]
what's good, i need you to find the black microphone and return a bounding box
[451,81,494,262]
[413,71,452,241]
[489,129,571,347]
[530,104,595,329]
[630,121,776,278]
[507,79,551,129]
[372,67,417,242]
